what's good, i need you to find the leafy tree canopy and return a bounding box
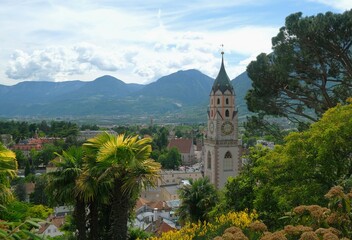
[157,147,182,170]
[246,10,352,124]
[224,100,352,228]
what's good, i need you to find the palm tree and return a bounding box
[46,146,87,240]
[178,177,218,224]
[0,142,17,205]
[76,160,111,240]
[83,133,161,240]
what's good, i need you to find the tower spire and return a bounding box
[211,44,233,94]
[221,44,224,58]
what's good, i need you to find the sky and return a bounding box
[0,0,351,86]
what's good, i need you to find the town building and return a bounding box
[38,216,65,238]
[11,137,60,157]
[140,169,203,201]
[77,130,117,142]
[167,138,196,165]
[203,52,242,188]
[133,198,178,234]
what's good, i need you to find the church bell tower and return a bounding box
[203,51,241,189]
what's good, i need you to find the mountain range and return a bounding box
[0,70,252,124]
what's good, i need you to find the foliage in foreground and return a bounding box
[213,186,352,240]
[151,186,352,240]
[46,133,161,240]
[177,177,219,224]
[0,214,44,240]
[223,100,352,228]
[149,211,257,240]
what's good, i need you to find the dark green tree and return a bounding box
[246,10,352,124]
[24,160,31,177]
[32,143,62,167]
[80,124,99,131]
[14,178,27,202]
[158,147,182,170]
[154,127,169,151]
[30,175,49,205]
[177,177,218,224]
[13,150,27,169]
[49,121,79,137]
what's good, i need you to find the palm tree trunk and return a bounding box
[75,197,87,240]
[88,200,99,240]
[109,179,130,240]
[100,204,112,239]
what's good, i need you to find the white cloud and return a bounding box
[0,0,346,85]
[5,21,276,83]
[6,43,125,81]
[307,0,352,11]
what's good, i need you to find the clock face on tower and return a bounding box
[209,121,214,133]
[221,121,234,135]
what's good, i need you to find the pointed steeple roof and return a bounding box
[212,52,234,94]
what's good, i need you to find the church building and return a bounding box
[203,52,242,189]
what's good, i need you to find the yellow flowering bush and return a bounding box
[148,211,257,240]
[149,186,352,239]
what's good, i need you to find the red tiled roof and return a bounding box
[135,197,150,210]
[51,216,65,228]
[38,216,65,234]
[167,139,193,154]
[38,223,50,234]
[156,221,175,235]
[149,201,170,210]
[135,198,171,211]
[11,137,61,152]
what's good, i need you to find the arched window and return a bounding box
[224,151,233,171]
[211,110,213,117]
[226,98,229,104]
[211,99,213,105]
[225,109,229,117]
[217,98,220,105]
[207,151,211,169]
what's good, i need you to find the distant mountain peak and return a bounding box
[93,75,121,82]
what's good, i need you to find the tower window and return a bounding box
[226,98,229,104]
[211,110,213,117]
[225,109,229,117]
[217,98,220,105]
[207,151,211,169]
[224,151,233,171]
[211,99,213,105]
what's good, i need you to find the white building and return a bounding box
[38,216,65,238]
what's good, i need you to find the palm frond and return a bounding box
[0,144,17,180]
[121,159,161,196]
[0,183,14,204]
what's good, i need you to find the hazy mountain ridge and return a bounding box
[135,70,214,105]
[0,70,252,123]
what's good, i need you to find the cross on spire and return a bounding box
[220,44,224,55]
